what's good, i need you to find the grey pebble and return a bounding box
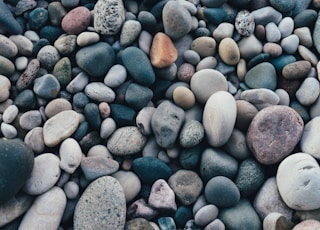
[281,34,299,54]
[296,77,320,106]
[9,35,33,56]
[66,72,89,94]
[179,120,204,148]
[2,105,19,123]
[84,82,115,103]
[37,45,60,69]
[120,20,141,47]
[136,107,155,136]
[240,88,280,110]
[1,122,17,139]
[100,117,117,139]
[19,110,42,130]
[24,127,45,154]
[278,17,294,38]
[104,64,127,88]
[265,22,281,42]
[33,74,60,99]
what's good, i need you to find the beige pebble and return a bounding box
[282,60,312,80]
[77,31,100,47]
[218,37,240,65]
[191,36,216,57]
[45,98,72,118]
[298,45,318,66]
[263,42,282,57]
[173,86,196,110]
[237,58,247,81]
[0,75,11,103]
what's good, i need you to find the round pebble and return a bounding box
[173,86,195,110]
[218,38,240,65]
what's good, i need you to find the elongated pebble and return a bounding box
[298,45,318,66]
[1,122,17,139]
[219,38,240,65]
[0,34,18,58]
[84,82,115,103]
[2,105,18,123]
[66,72,89,93]
[77,32,100,47]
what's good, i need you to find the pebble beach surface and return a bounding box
[2,0,320,229]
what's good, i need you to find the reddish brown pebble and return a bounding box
[263,42,282,57]
[121,158,132,171]
[61,6,91,35]
[247,105,304,165]
[255,24,266,41]
[277,76,301,99]
[16,59,40,91]
[99,102,111,119]
[282,60,312,80]
[150,32,178,68]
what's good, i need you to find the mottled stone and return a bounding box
[61,6,91,35]
[148,179,177,211]
[247,105,304,165]
[235,10,255,36]
[74,176,126,229]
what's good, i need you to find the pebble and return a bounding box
[162,1,192,40]
[292,219,320,230]
[33,74,60,99]
[132,157,172,184]
[200,148,238,182]
[151,100,185,149]
[219,199,262,230]
[66,72,89,94]
[275,88,290,106]
[224,128,251,160]
[200,7,227,25]
[0,56,15,76]
[190,69,228,104]
[1,122,17,139]
[125,83,153,110]
[48,2,66,26]
[235,10,255,37]
[109,103,136,127]
[168,169,203,206]
[0,75,11,103]
[300,116,320,158]
[148,179,177,211]
[76,42,115,78]
[177,63,195,82]
[150,32,177,68]
[173,86,195,110]
[84,82,115,103]
[0,35,18,58]
[269,0,295,13]
[61,6,91,35]
[295,9,317,28]
[247,105,304,164]
[244,62,277,90]
[19,110,42,130]
[218,38,240,65]
[282,60,312,79]
[204,219,225,230]
[63,181,79,199]
[119,20,141,47]
[24,127,45,154]
[100,117,116,139]
[183,50,201,65]
[298,45,318,66]
[265,22,281,43]
[103,64,127,88]
[74,176,126,229]
[158,217,176,230]
[77,31,100,47]
[59,138,82,174]
[213,23,233,43]
[107,126,147,156]
[112,170,141,203]
[80,155,119,181]
[251,6,282,25]
[125,218,154,230]
[235,159,265,197]
[203,91,236,147]
[179,120,204,148]
[238,34,263,60]
[15,56,28,71]
[191,36,216,58]
[278,17,294,39]
[296,77,320,106]
[18,187,66,230]
[205,176,240,208]
[276,153,320,210]
[93,0,125,35]
[54,35,77,55]
[121,46,155,86]
[263,42,282,57]
[37,45,60,70]
[2,104,18,123]
[127,199,159,220]
[240,88,280,110]
[28,8,48,30]
[44,98,72,118]
[194,204,219,227]
[174,206,193,227]
[281,34,299,54]
[0,139,34,205]
[43,110,80,147]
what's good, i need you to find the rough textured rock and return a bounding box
[247,105,304,165]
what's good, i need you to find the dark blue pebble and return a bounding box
[39,26,64,44]
[84,103,101,130]
[13,89,36,110]
[0,1,23,34]
[73,121,89,141]
[293,9,317,28]
[32,38,50,56]
[125,83,153,111]
[151,79,172,102]
[179,145,203,170]
[203,8,228,25]
[247,53,271,69]
[132,157,172,184]
[193,27,211,38]
[270,54,296,72]
[158,217,176,230]
[174,206,193,227]
[28,8,48,30]
[73,92,89,110]
[109,104,136,127]
[290,100,310,123]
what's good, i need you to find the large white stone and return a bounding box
[203,91,237,147]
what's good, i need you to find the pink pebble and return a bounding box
[61,6,91,35]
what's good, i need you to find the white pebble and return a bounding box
[2,104,18,123]
[24,30,40,42]
[77,31,100,47]
[100,117,117,139]
[59,138,82,174]
[15,56,28,71]
[1,122,17,139]
[104,64,127,88]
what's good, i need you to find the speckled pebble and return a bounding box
[235,10,255,36]
[179,119,204,148]
[37,45,60,70]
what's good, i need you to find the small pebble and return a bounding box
[235,10,255,36]
[148,179,177,211]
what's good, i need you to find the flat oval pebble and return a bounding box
[2,104,18,123]
[23,153,60,195]
[107,126,147,156]
[247,105,304,165]
[74,176,126,229]
[205,176,240,208]
[162,1,192,40]
[77,31,100,47]
[173,86,195,110]
[203,91,236,147]
[282,60,312,80]
[93,0,125,35]
[121,46,155,86]
[191,37,216,58]
[219,38,240,65]
[0,56,15,76]
[61,6,91,35]
[1,122,17,139]
[179,119,204,148]
[0,139,34,204]
[132,157,172,184]
[0,34,18,58]
[194,204,219,227]
[59,138,82,174]
[66,72,89,93]
[190,69,228,104]
[281,34,299,54]
[18,187,66,230]
[104,64,127,88]
[276,153,320,210]
[76,42,115,78]
[19,110,42,130]
[84,82,115,103]
[45,98,72,118]
[240,88,280,110]
[43,110,80,147]
[24,127,45,154]
[296,77,320,106]
[120,20,142,47]
[168,169,203,205]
